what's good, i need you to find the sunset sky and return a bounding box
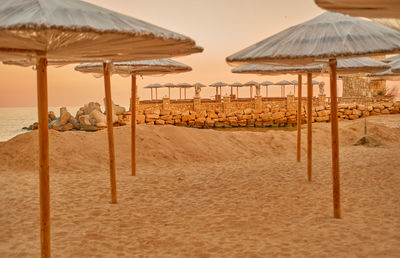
[1,0,396,108]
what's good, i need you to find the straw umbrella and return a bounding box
[144,83,164,100]
[381,54,400,63]
[0,0,202,256]
[260,80,274,97]
[390,59,400,73]
[314,0,400,19]
[75,59,192,178]
[176,83,193,99]
[226,11,400,219]
[243,80,259,98]
[230,82,244,98]
[274,80,292,97]
[163,83,176,98]
[209,82,229,98]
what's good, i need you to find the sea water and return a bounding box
[0,106,80,142]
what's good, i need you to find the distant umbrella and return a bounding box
[243,81,259,98]
[230,82,243,98]
[209,82,229,96]
[193,82,207,87]
[175,83,193,99]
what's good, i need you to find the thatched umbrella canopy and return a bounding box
[226,11,400,219]
[242,80,259,98]
[259,80,274,97]
[144,83,164,100]
[367,59,400,80]
[275,80,292,97]
[233,58,390,78]
[175,83,193,99]
[0,0,202,256]
[193,82,207,87]
[210,82,229,96]
[391,59,400,73]
[314,0,400,19]
[230,82,243,98]
[381,54,400,63]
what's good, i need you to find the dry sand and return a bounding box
[0,115,399,257]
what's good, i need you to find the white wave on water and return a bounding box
[0,106,81,142]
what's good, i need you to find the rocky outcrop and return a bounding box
[24,101,128,132]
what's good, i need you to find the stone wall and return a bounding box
[342,75,386,98]
[120,96,399,128]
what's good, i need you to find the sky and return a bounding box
[0,0,387,107]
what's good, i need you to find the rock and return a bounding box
[244,108,252,114]
[271,112,285,120]
[90,110,107,127]
[68,117,80,129]
[155,119,165,125]
[160,110,171,116]
[48,111,56,121]
[352,109,362,116]
[79,115,92,127]
[146,114,159,119]
[381,109,390,114]
[356,104,365,111]
[354,135,382,147]
[136,115,146,124]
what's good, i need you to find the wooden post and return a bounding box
[156,88,158,100]
[250,86,252,98]
[168,87,171,98]
[150,88,153,100]
[329,59,341,219]
[131,75,136,176]
[297,74,302,163]
[220,86,222,96]
[282,85,285,97]
[231,86,233,96]
[184,88,187,99]
[103,62,117,204]
[180,88,182,99]
[37,58,50,258]
[237,86,239,98]
[215,87,218,95]
[307,73,313,182]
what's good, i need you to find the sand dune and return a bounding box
[0,115,399,257]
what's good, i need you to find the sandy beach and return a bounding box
[0,115,399,257]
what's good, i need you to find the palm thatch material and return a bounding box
[74,59,192,77]
[382,54,400,63]
[275,80,293,85]
[243,80,259,86]
[232,58,390,75]
[260,80,274,85]
[0,0,202,64]
[314,0,400,19]
[226,12,400,66]
[209,82,229,87]
[175,83,193,88]
[144,83,163,88]
[230,82,244,87]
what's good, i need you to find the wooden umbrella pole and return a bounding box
[168,88,171,98]
[184,88,187,99]
[329,59,341,219]
[156,88,158,100]
[297,74,302,163]
[131,75,136,176]
[231,86,233,96]
[37,58,50,258]
[103,62,117,204]
[307,73,313,182]
[237,86,239,97]
[180,88,182,99]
